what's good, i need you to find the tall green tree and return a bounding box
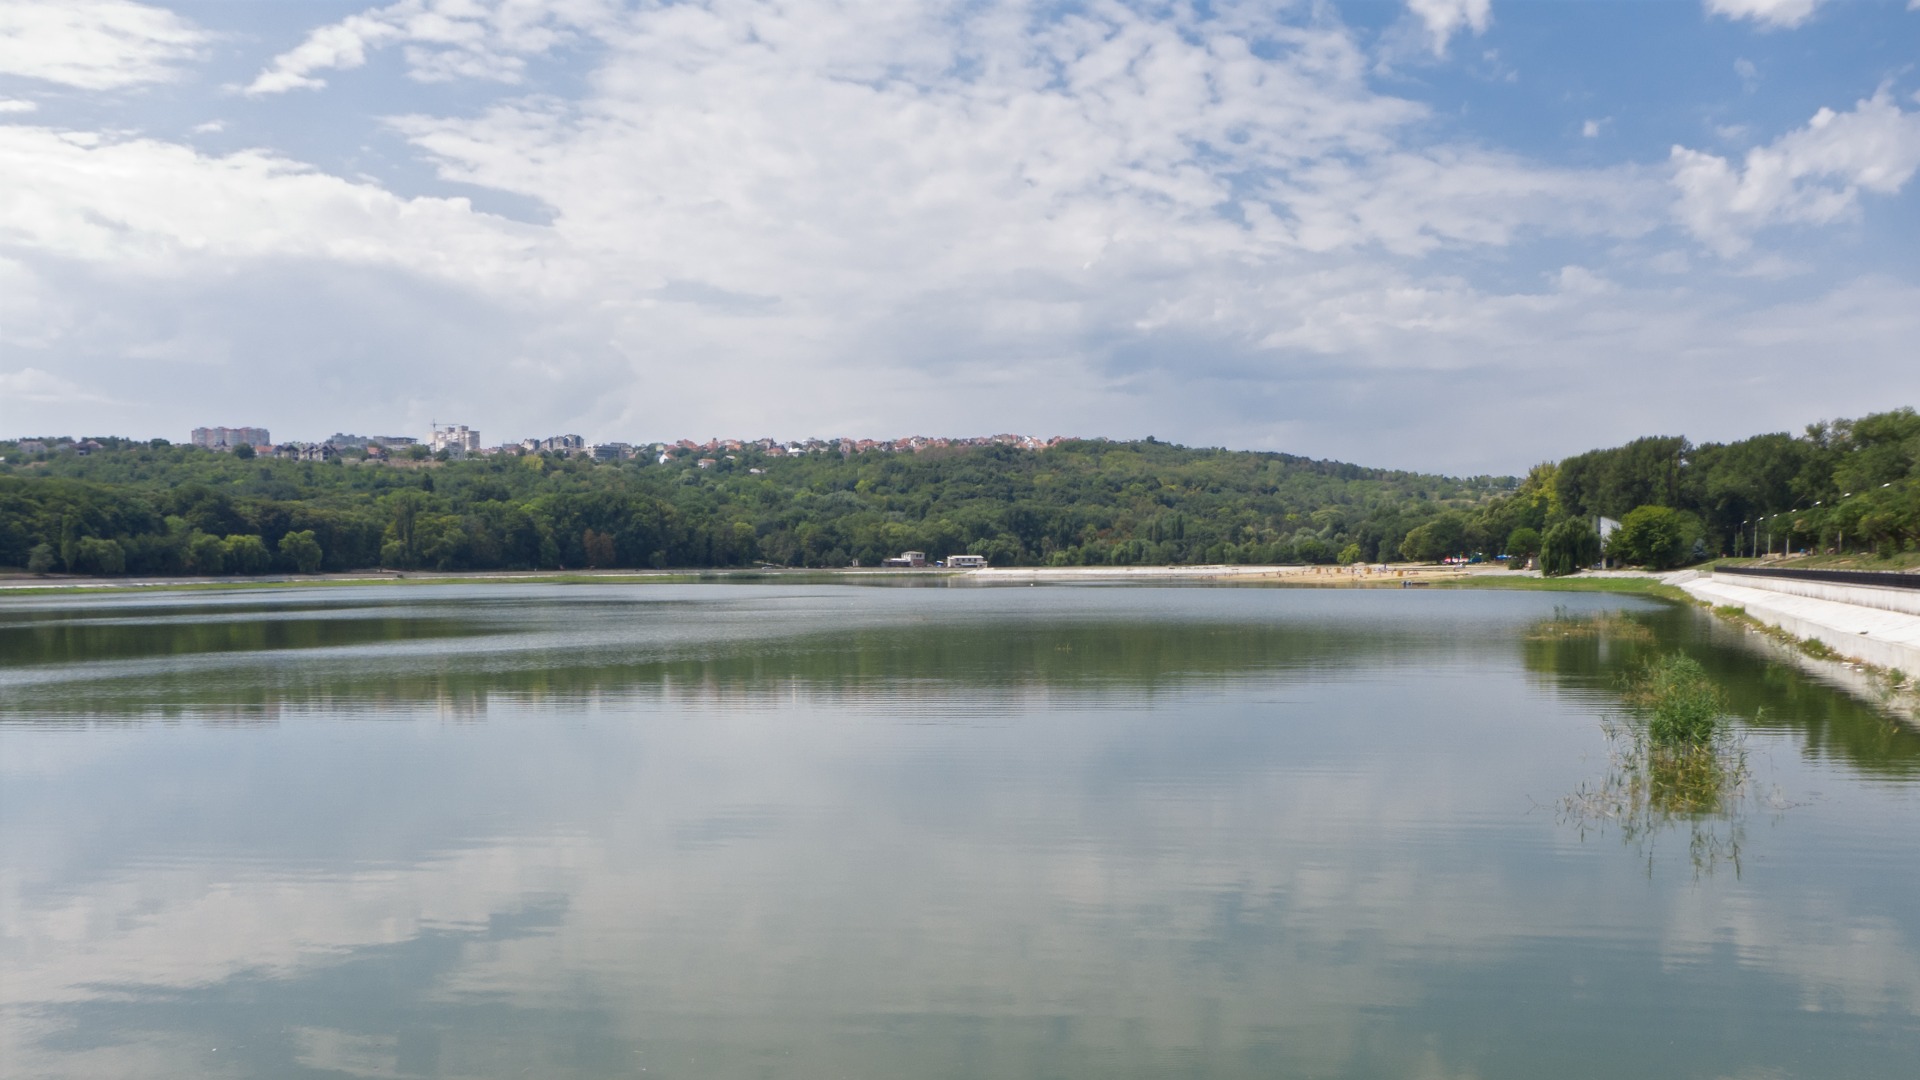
[1541,519,1601,577]
[1606,505,1700,569]
[278,529,324,574]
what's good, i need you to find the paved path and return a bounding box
[1676,575,1920,675]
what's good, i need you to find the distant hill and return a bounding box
[2,409,1914,575]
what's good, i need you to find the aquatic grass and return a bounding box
[1797,637,1838,661]
[1623,653,1726,745]
[1525,608,1656,644]
[1560,650,1776,877]
[1561,717,1755,878]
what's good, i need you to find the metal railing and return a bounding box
[1713,564,1920,591]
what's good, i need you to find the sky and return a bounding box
[1,0,1917,474]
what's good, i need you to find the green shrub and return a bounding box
[221,534,271,574]
[1292,535,1332,564]
[1400,512,1467,562]
[70,537,126,575]
[186,532,225,574]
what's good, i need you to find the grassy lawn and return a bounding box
[1436,572,1690,603]
[1438,573,1666,593]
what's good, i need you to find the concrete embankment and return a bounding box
[1674,569,1920,676]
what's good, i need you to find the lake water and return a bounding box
[3,583,1919,1079]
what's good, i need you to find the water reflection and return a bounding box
[4,585,1920,1079]
[1520,600,1920,778]
[1561,721,1763,877]
[2,585,1496,722]
[1528,612,1756,876]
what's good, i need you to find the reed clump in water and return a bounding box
[1525,608,1656,644]
[1562,652,1760,877]
[1625,653,1726,745]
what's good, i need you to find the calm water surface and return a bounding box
[3,584,1918,1079]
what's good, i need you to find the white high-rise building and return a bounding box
[191,426,270,449]
[430,424,480,453]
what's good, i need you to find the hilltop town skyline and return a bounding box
[6,428,1084,466]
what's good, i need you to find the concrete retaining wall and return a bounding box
[1737,605,1920,673]
[1680,577,1920,675]
[1709,572,1920,617]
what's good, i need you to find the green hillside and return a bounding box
[2,408,1915,576]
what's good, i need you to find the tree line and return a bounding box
[1,408,1914,577]
[1365,407,1920,573]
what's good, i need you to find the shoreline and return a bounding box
[0,562,1647,596]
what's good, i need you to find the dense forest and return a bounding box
[2,408,1916,576]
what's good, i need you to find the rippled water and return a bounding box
[3,583,1918,1079]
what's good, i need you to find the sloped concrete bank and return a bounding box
[1710,570,1920,616]
[1671,569,1920,676]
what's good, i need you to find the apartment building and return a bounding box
[430,425,481,454]
[191,426,271,449]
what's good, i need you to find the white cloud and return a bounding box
[244,8,407,94]
[1406,0,1492,57]
[1705,0,1823,28]
[245,0,616,95]
[6,1,1918,466]
[0,0,206,90]
[0,255,71,351]
[1671,90,1920,254]
[1582,119,1606,138]
[0,126,550,281]
[388,1,1641,273]
[0,99,39,114]
[0,367,113,406]
[343,0,1652,451]
[1734,57,1759,92]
